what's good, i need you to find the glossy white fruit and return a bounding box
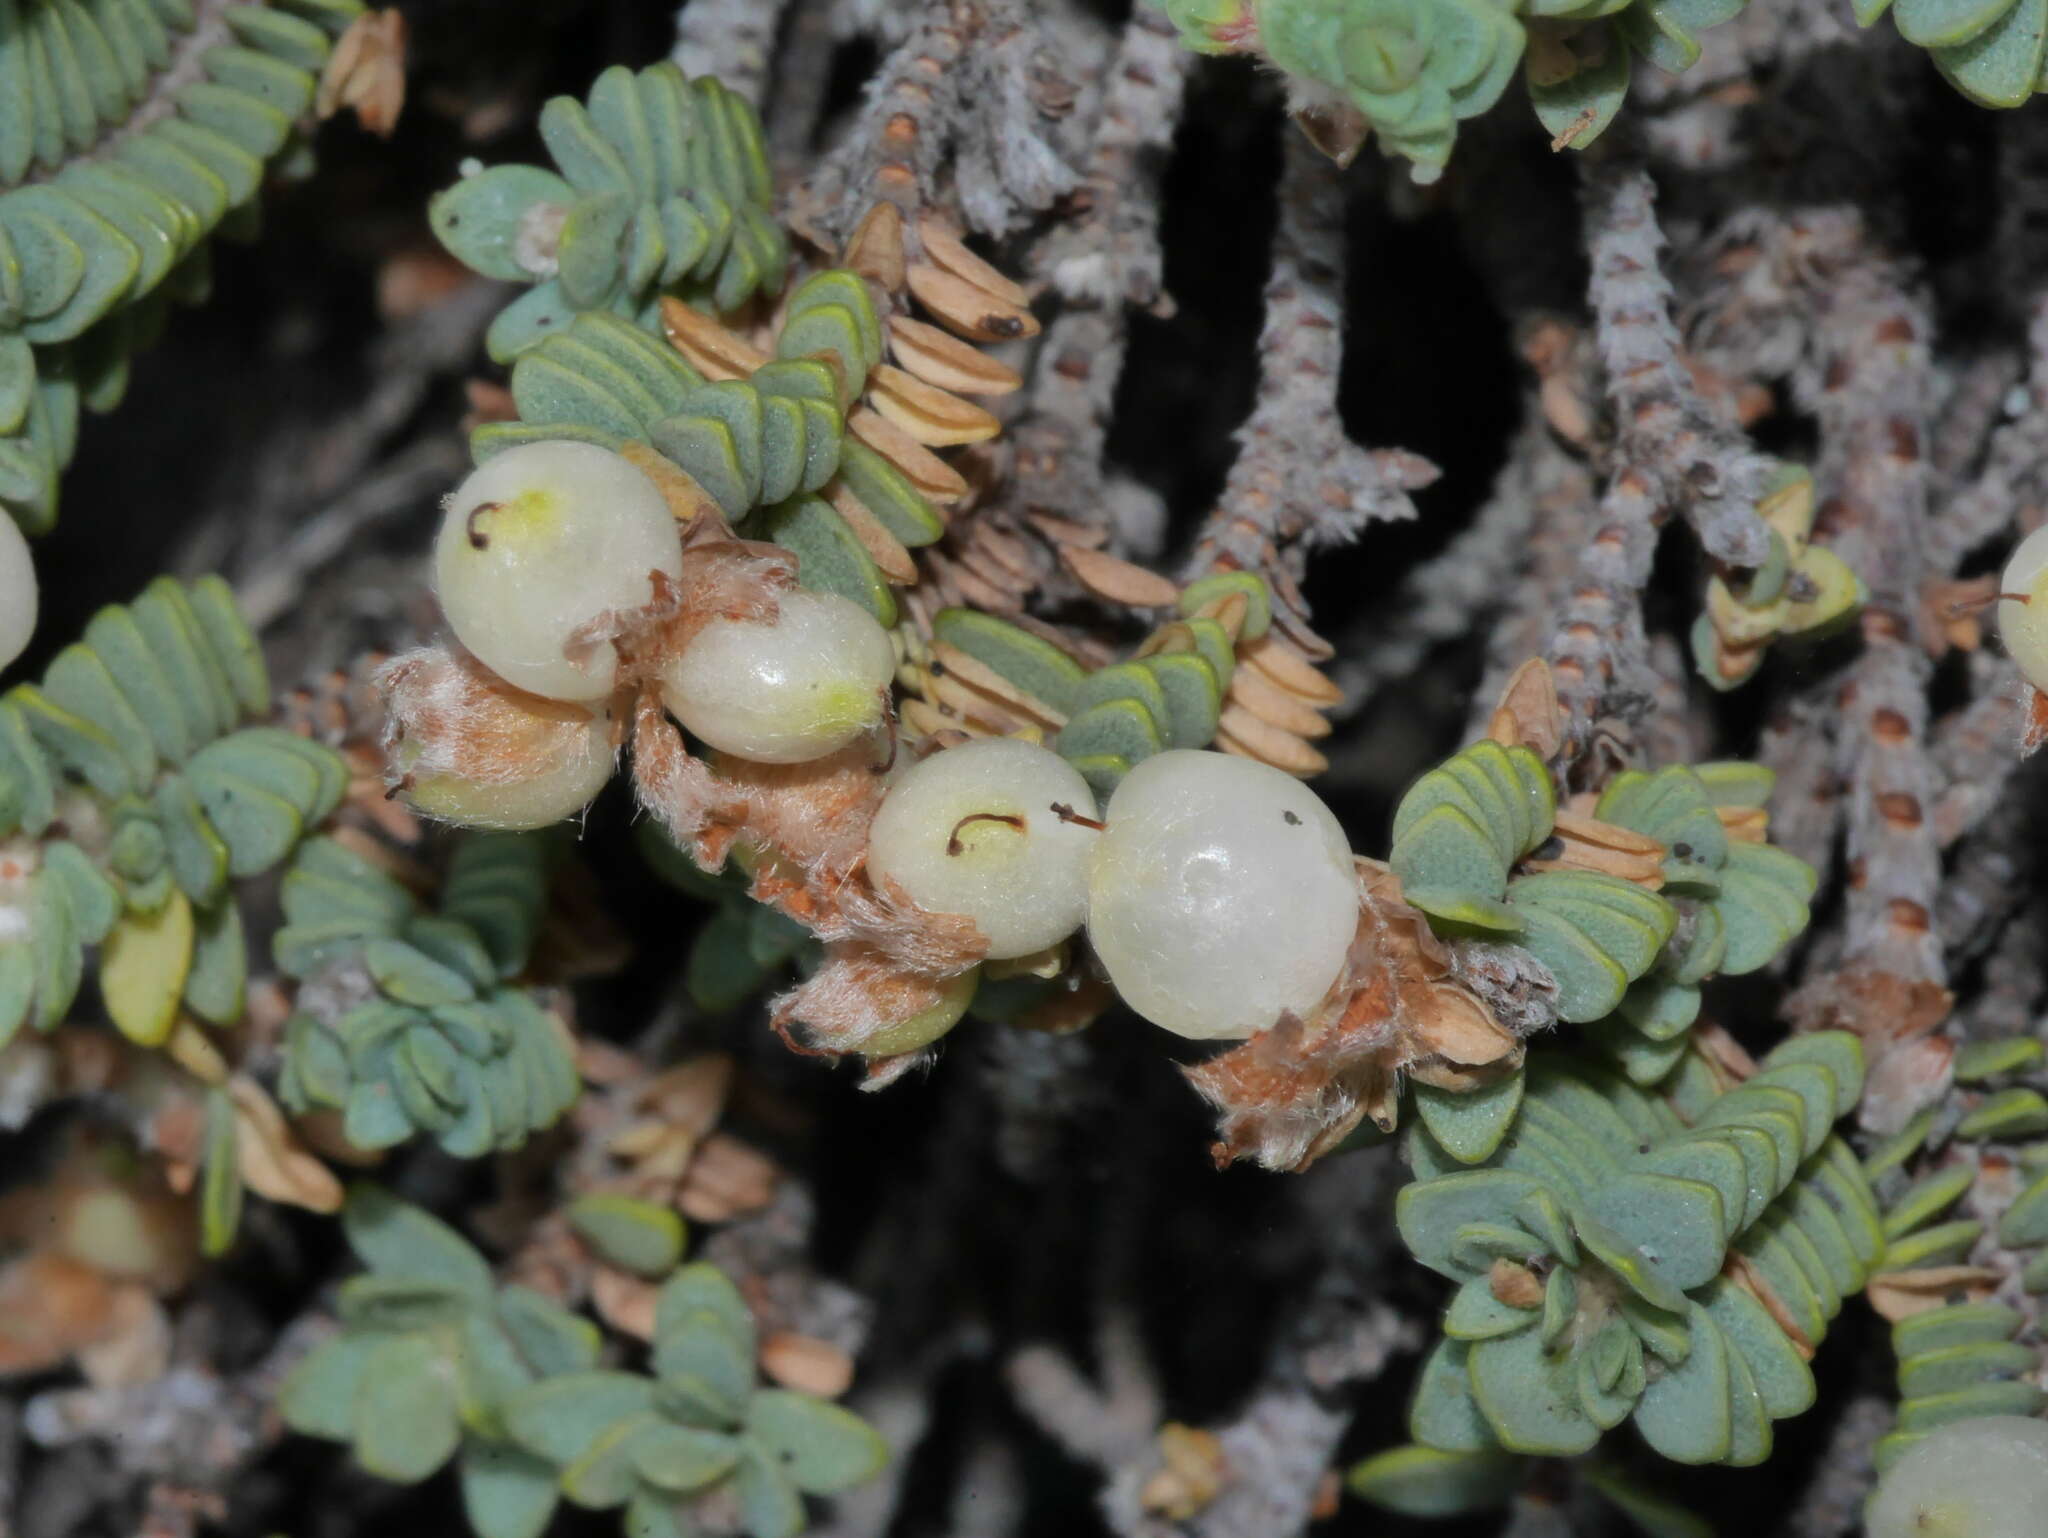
[1867,1415,2048,1538]
[0,514,35,674]
[865,738,1098,960]
[1087,750,1357,1040]
[1999,524,2048,692]
[660,590,896,764]
[434,440,681,701]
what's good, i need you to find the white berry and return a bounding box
[1086,750,1357,1040]
[1867,1415,2048,1538]
[0,514,35,674]
[1999,524,2048,693]
[434,441,682,701]
[659,590,895,764]
[866,738,1098,960]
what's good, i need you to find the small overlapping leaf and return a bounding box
[1390,740,1556,932]
[1398,1039,1874,1467]
[433,63,784,363]
[506,1259,887,1536]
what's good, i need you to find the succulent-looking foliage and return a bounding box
[1858,0,2048,106]
[281,1184,604,1538]
[1584,763,1817,1083]
[471,272,947,630]
[1151,0,1737,180]
[1398,1033,1878,1466]
[1689,466,1866,692]
[1,0,367,533]
[1865,1034,2048,1475]
[1156,0,2041,183]
[284,1186,886,1538]
[275,831,580,1159]
[429,62,785,362]
[0,574,345,1047]
[505,1261,889,1538]
[902,570,1275,796]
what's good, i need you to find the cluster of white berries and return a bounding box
[421,439,1364,1040]
[871,742,1359,1040]
[0,513,35,675]
[1866,1416,2048,1538]
[419,440,895,827]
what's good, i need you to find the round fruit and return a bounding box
[384,649,617,830]
[1998,523,2048,693]
[0,513,35,674]
[1086,749,1357,1040]
[1867,1415,2048,1538]
[433,440,681,701]
[866,738,1098,960]
[659,590,896,764]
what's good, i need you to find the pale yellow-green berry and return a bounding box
[434,440,682,701]
[866,738,1098,960]
[1867,1415,2048,1538]
[0,513,35,674]
[1087,749,1357,1041]
[659,590,896,764]
[1998,524,2048,693]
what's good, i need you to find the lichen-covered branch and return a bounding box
[1181,131,1437,643]
[788,0,1076,249]
[672,0,793,108]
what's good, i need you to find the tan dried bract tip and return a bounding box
[906,264,1041,345]
[888,316,1023,397]
[868,364,1002,446]
[1241,632,1343,705]
[1522,809,1665,887]
[849,406,969,500]
[1486,658,1566,758]
[1865,1264,2003,1323]
[1226,664,1333,740]
[844,202,908,294]
[1215,706,1329,778]
[318,9,407,136]
[659,296,769,379]
[823,486,919,582]
[915,214,1031,307]
[1058,545,1179,608]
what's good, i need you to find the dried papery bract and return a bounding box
[773,942,980,1059]
[433,440,684,702]
[379,645,616,830]
[1186,860,1519,1171]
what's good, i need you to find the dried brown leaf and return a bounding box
[1215,708,1330,778]
[906,265,1040,344]
[1240,633,1343,706]
[1865,1265,2003,1322]
[317,10,407,136]
[914,214,1030,306]
[1486,659,1566,758]
[844,202,907,294]
[660,296,768,378]
[849,406,968,500]
[759,1332,855,1398]
[1226,665,1333,739]
[1057,545,1179,608]
[868,364,1002,446]
[887,317,1023,397]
